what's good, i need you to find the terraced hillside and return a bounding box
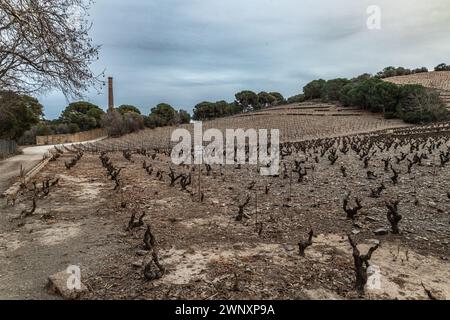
[385,71,450,109]
[84,102,410,152]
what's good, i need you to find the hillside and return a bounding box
[86,102,410,151]
[384,71,450,109]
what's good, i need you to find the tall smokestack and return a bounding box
[108,77,114,111]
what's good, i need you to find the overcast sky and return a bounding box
[39,0,450,119]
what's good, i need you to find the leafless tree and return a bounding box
[180,173,191,191]
[390,165,399,185]
[298,229,314,257]
[386,200,402,234]
[126,211,145,231]
[421,282,437,300]
[340,165,347,177]
[168,167,183,187]
[348,236,379,295]
[236,195,251,221]
[0,0,102,97]
[143,224,156,251]
[370,183,385,198]
[343,194,363,220]
[144,251,165,281]
[20,196,36,218]
[382,157,391,171]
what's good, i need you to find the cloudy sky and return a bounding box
[39,0,450,119]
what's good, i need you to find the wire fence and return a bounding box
[0,139,18,159]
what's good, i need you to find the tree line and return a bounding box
[301,68,449,124]
[1,1,449,144]
[101,103,191,137]
[2,63,450,144]
[0,91,192,144]
[192,91,286,121]
[374,63,450,78]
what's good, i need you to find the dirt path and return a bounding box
[0,216,121,299]
[0,150,125,300]
[0,145,53,195]
[0,138,105,195]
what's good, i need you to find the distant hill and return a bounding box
[384,71,450,109]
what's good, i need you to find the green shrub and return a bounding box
[178,110,191,124]
[287,94,305,104]
[434,63,450,72]
[193,101,241,121]
[149,103,179,126]
[145,113,165,129]
[0,91,42,140]
[235,91,259,111]
[367,81,400,113]
[384,111,397,119]
[269,92,285,105]
[322,78,351,102]
[257,92,276,108]
[303,79,326,100]
[60,101,104,130]
[117,105,141,115]
[397,85,449,123]
[338,83,356,106]
[339,79,383,109]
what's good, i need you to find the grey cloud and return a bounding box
[38,0,450,118]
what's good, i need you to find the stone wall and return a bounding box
[36,128,106,146]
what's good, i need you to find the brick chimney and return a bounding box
[108,77,114,111]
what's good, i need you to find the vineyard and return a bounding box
[82,102,410,152]
[385,71,450,109]
[1,103,449,300]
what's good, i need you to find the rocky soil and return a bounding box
[1,127,448,299]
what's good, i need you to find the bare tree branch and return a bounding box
[0,0,103,98]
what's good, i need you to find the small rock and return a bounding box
[136,250,148,256]
[132,261,143,268]
[428,201,437,208]
[352,229,361,235]
[374,228,388,236]
[46,270,88,300]
[283,244,296,252]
